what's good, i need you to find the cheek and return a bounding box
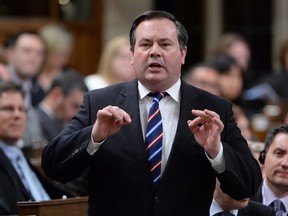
[264,158,277,173]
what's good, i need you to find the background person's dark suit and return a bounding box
[35,106,63,142]
[251,183,263,203]
[0,148,70,215]
[238,200,275,216]
[42,80,262,216]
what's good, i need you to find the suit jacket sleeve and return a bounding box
[215,99,262,200]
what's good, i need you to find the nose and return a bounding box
[149,43,161,58]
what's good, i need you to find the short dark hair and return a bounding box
[264,124,288,152]
[129,10,188,52]
[210,54,242,74]
[0,81,25,98]
[4,30,43,49]
[49,70,88,96]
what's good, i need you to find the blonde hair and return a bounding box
[39,23,74,54]
[97,35,130,77]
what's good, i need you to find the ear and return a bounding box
[50,87,64,104]
[258,150,266,165]
[181,47,187,65]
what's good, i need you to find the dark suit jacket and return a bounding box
[42,79,262,216]
[0,147,70,215]
[238,200,275,216]
[35,106,64,142]
[251,182,263,203]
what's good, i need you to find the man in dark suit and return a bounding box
[210,179,275,215]
[42,11,262,216]
[252,124,288,215]
[0,81,69,215]
[35,70,88,143]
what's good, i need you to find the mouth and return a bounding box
[276,170,288,177]
[147,61,164,72]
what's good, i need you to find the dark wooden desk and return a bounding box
[17,196,88,216]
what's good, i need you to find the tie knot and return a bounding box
[149,92,166,101]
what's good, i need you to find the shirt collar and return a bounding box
[210,199,238,216]
[138,79,181,103]
[0,140,23,161]
[263,179,288,211]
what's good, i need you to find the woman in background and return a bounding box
[85,35,135,90]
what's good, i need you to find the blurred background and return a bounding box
[0,0,286,77]
[0,0,288,144]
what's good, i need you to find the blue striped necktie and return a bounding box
[145,92,166,187]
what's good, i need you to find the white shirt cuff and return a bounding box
[86,135,106,155]
[206,143,225,173]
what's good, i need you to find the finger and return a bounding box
[122,111,132,125]
[192,109,213,122]
[105,106,131,126]
[187,120,200,134]
[204,109,220,119]
[104,106,124,123]
[187,116,206,127]
[211,116,224,130]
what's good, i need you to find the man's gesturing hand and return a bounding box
[92,105,131,142]
[187,109,224,159]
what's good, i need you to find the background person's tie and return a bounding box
[145,92,166,187]
[272,199,284,216]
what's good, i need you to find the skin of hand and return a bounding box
[187,109,224,159]
[92,105,131,142]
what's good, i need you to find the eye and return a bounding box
[139,41,150,47]
[275,150,284,157]
[162,43,171,47]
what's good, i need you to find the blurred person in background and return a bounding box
[210,179,275,216]
[35,70,89,196]
[85,35,135,90]
[211,33,251,73]
[253,124,288,215]
[32,23,76,107]
[211,55,244,107]
[36,70,88,143]
[183,62,220,96]
[3,30,47,150]
[4,30,46,107]
[0,81,70,215]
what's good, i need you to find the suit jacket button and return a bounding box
[154,196,159,203]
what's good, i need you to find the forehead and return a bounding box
[135,18,178,39]
[0,91,24,103]
[16,34,44,47]
[268,133,288,151]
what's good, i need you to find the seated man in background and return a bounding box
[0,81,70,215]
[253,124,288,216]
[210,179,275,216]
[35,70,88,142]
[35,70,89,196]
[183,62,220,96]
